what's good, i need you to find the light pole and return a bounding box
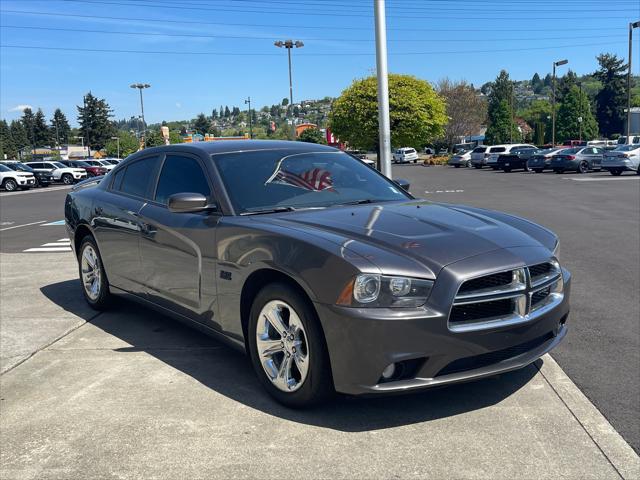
[374,0,392,178]
[111,136,120,159]
[130,83,150,146]
[83,95,91,158]
[274,40,303,139]
[552,59,568,146]
[74,135,86,159]
[577,82,583,142]
[245,96,253,139]
[626,21,640,142]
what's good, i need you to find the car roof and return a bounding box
[125,140,337,162]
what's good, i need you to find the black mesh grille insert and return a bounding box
[450,298,513,323]
[529,262,552,279]
[436,332,555,377]
[531,286,551,306]
[458,271,513,294]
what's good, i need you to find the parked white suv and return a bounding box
[486,144,536,170]
[470,145,490,168]
[392,147,419,164]
[0,163,36,191]
[602,144,640,175]
[26,161,87,185]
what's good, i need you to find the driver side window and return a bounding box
[154,155,212,206]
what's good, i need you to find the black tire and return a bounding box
[248,282,333,408]
[503,167,511,173]
[610,169,622,176]
[491,166,499,170]
[77,235,112,310]
[454,164,460,168]
[413,159,417,163]
[578,161,589,174]
[474,164,482,169]
[62,173,74,185]
[637,166,640,175]
[533,169,543,173]
[554,169,564,174]
[2,178,18,192]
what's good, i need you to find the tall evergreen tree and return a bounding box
[531,73,543,94]
[77,92,115,150]
[593,53,627,138]
[211,108,218,119]
[558,70,578,101]
[9,120,29,155]
[556,85,599,142]
[21,108,36,148]
[50,108,71,145]
[224,106,231,118]
[193,113,210,135]
[33,109,51,147]
[485,70,517,144]
[0,119,17,159]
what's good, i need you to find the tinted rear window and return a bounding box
[489,147,506,153]
[112,156,159,199]
[472,147,487,153]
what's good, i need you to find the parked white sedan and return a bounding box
[448,150,472,168]
[26,161,87,185]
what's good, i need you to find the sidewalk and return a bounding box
[1,253,639,479]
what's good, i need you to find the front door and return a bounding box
[138,153,221,327]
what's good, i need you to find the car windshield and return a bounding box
[214,150,410,213]
[558,148,579,154]
[0,164,11,172]
[73,161,91,167]
[52,162,66,168]
[614,145,640,152]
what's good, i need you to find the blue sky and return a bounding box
[1,0,639,126]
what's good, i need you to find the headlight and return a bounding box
[338,274,434,308]
[552,239,560,260]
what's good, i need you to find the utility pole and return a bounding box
[509,86,514,143]
[111,136,120,159]
[578,82,583,142]
[552,59,568,147]
[627,21,640,142]
[274,40,304,139]
[374,0,392,178]
[130,83,150,148]
[83,95,91,159]
[245,96,253,139]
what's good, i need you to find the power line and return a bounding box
[1,10,631,32]
[58,0,636,19]
[0,41,624,57]
[1,25,628,44]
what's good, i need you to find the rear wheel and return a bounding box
[503,167,511,173]
[610,169,622,176]
[454,164,460,168]
[62,173,74,185]
[474,164,482,169]
[2,179,18,191]
[248,283,333,408]
[578,161,589,174]
[78,235,112,310]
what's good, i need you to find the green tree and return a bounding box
[145,130,165,147]
[281,98,289,107]
[485,70,518,144]
[50,108,71,146]
[558,70,578,101]
[10,120,29,155]
[593,53,627,137]
[21,108,36,148]
[329,74,447,150]
[297,127,326,144]
[33,109,51,147]
[0,119,17,159]
[437,78,487,149]
[105,131,139,158]
[169,131,182,144]
[556,85,599,142]
[77,92,115,150]
[193,113,210,135]
[521,99,553,144]
[531,73,544,94]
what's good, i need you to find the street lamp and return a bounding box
[244,96,253,139]
[274,40,303,138]
[111,136,120,159]
[552,59,568,146]
[626,21,640,143]
[577,82,583,142]
[83,94,91,158]
[130,83,150,146]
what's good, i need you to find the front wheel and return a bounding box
[248,283,333,408]
[454,164,460,168]
[2,179,18,191]
[610,169,622,176]
[78,236,112,310]
[503,167,511,173]
[62,173,74,185]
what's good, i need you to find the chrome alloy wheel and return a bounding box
[256,300,309,392]
[81,245,102,301]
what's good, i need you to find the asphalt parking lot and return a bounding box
[1,167,639,479]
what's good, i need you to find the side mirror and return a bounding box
[167,192,215,213]
[395,178,410,192]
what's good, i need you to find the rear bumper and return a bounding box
[316,269,571,395]
[602,161,636,171]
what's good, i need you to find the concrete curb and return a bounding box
[540,354,640,479]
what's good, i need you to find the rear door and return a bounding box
[138,152,221,325]
[591,147,603,168]
[91,155,161,294]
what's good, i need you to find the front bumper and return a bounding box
[316,266,571,396]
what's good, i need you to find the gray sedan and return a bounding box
[65,140,570,407]
[550,146,604,173]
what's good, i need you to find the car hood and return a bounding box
[263,200,554,277]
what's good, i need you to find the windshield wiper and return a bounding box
[241,206,298,216]
[338,199,376,206]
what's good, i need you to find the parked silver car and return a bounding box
[602,144,640,175]
[550,147,604,174]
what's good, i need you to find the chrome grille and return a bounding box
[449,260,563,332]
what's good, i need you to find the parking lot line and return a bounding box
[563,177,640,182]
[42,242,71,247]
[0,185,72,196]
[23,246,72,252]
[0,220,47,232]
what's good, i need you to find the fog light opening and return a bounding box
[381,363,396,380]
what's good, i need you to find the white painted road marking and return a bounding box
[42,242,71,247]
[41,220,65,226]
[0,185,72,196]
[425,189,465,194]
[0,220,47,232]
[562,176,640,182]
[23,237,71,253]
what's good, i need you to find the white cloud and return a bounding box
[8,104,32,112]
